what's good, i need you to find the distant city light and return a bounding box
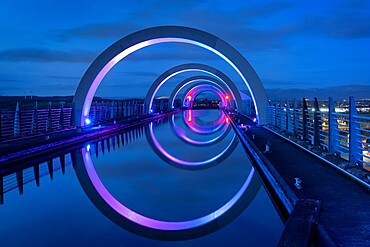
[85,118,91,125]
[225,95,230,100]
[86,144,91,152]
[252,117,257,123]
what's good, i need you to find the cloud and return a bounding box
[118,71,159,77]
[51,22,139,42]
[0,48,96,63]
[47,75,81,80]
[303,12,370,39]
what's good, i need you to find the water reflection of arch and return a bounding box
[168,75,231,109]
[73,146,261,240]
[171,114,231,146]
[145,121,238,170]
[144,63,243,112]
[182,110,227,135]
[183,84,226,108]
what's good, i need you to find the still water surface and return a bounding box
[0,110,283,246]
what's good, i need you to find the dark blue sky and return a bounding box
[0,0,369,98]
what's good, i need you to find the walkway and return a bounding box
[237,114,370,246]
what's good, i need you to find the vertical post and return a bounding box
[280,99,284,130]
[293,98,297,136]
[100,101,104,122]
[110,101,114,119]
[0,108,2,138]
[302,98,308,141]
[0,176,3,205]
[93,101,98,124]
[274,99,278,127]
[286,99,291,133]
[46,101,52,131]
[313,97,320,146]
[31,101,39,134]
[59,102,64,130]
[328,97,337,154]
[123,101,127,117]
[349,96,360,164]
[14,102,21,136]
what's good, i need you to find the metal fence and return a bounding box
[0,98,173,140]
[267,96,370,171]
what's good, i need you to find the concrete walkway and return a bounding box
[238,114,370,246]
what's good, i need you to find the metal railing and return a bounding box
[0,98,171,140]
[267,97,370,171]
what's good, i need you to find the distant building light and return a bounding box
[252,117,257,123]
[86,144,91,152]
[225,95,230,100]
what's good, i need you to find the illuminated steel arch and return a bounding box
[72,26,267,127]
[168,75,231,109]
[145,63,242,112]
[183,84,226,108]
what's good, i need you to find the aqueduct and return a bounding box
[72,26,268,127]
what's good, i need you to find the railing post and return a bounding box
[328,97,337,154]
[46,101,52,131]
[110,101,114,119]
[279,99,284,131]
[274,99,277,127]
[0,108,2,138]
[302,98,308,141]
[293,98,298,136]
[14,102,21,137]
[349,96,361,164]
[313,97,320,146]
[93,101,97,124]
[31,101,39,134]
[59,102,64,129]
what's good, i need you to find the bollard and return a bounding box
[264,141,271,153]
[294,177,303,190]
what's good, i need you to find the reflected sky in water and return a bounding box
[0,110,283,246]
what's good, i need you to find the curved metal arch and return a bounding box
[183,84,226,107]
[145,63,242,112]
[168,75,231,109]
[72,26,267,127]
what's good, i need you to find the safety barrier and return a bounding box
[267,97,370,171]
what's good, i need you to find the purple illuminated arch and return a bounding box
[168,75,231,109]
[183,84,226,108]
[72,26,267,127]
[145,63,242,112]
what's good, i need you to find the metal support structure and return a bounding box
[59,102,65,129]
[280,99,285,131]
[46,101,52,132]
[31,102,39,134]
[14,102,21,136]
[302,98,308,141]
[286,99,291,133]
[328,97,336,154]
[349,96,360,164]
[313,97,320,146]
[293,98,297,136]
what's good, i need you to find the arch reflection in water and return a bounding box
[73,111,261,240]
[171,114,231,146]
[146,110,237,170]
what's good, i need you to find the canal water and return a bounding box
[0,110,283,246]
